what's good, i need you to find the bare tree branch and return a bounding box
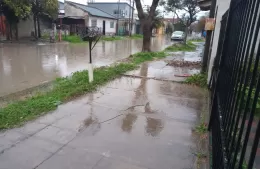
[173,11,185,25]
[148,0,160,20]
[134,0,145,20]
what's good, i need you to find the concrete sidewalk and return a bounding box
[0,59,208,169]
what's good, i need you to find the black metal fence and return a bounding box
[209,0,260,168]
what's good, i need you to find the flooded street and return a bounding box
[0,39,209,169]
[0,36,171,97]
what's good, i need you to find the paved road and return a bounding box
[0,36,171,97]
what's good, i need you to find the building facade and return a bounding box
[88,2,135,35]
[64,1,117,35]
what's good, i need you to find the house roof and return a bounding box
[59,1,64,10]
[66,1,116,19]
[88,2,134,9]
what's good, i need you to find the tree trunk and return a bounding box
[33,14,38,39]
[9,23,12,40]
[183,26,188,44]
[37,15,41,38]
[134,0,160,52]
[6,22,10,40]
[36,0,41,38]
[15,22,18,40]
[142,21,152,52]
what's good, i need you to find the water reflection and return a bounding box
[146,117,164,137]
[80,93,101,134]
[120,63,164,136]
[121,113,138,133]
[0,36,171,97]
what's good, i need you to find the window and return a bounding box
[110,21,114,28]
[91,19,97,27]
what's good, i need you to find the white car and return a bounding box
[171,31,185,41]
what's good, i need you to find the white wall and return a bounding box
[64,2,86,17]
[64,2,88,26]
[88,16,116,35]
[207,0,231,82]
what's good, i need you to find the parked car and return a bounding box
[171,31,185,41]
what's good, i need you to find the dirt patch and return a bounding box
[165,59,201,68]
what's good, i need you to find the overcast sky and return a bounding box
[60,0,207,19]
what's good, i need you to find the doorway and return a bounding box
[103,20,105,35]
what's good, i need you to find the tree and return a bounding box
[161,0,199,43]
[31,0,58,38]
[3,0,31,18]
[151,10,164,30]
[135,0,160,52]
[2,0,31,40]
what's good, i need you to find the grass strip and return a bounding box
[101,36,124,41]
[189,38,205,42]
[128,34,143,39]
[62,35,86,43]
[184,73,207,88]
[0,52,166,129]
[165,41,196,52]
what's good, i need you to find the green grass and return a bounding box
[185,73,207,88]
[41,34,86,43]
[195,122,207,134]
[131,51,166,64]
[165,41,196,52]
[61,35,86,43]
[101,36,124,41]
[0,52,166,129]
[189,38,205,42]
[129,34,143,39]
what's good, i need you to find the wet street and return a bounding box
[0,69,208,169]
[0,39,208,168]
[0,36,171,97]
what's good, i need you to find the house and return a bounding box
[87,2,135,35]
[64,1,117,35]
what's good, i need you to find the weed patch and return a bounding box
[185,73,207,88]
[195,122,207,134]
[165,41,196,52]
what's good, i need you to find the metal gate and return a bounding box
[209,0,260,168]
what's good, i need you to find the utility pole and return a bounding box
[116,0,120,36]
[128,0,131,36]
[130,0,134,36]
